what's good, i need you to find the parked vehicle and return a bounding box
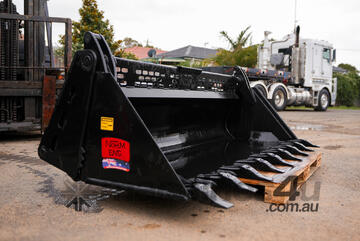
[205,26,337,111]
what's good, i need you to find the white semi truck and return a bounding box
[205,26,337,111]
[251,26,337,111]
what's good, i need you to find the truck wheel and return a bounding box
[315,89,330,111]
[271,86,287,111]
[254,85,267,98]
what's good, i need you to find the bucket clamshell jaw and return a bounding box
[38,32,318,208]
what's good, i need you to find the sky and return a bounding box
[13,0,360,69]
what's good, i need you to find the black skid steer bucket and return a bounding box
[38,32,318,208]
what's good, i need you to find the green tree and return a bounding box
[214,45,258,67]
[338,63,358,73]
[71,0,120,53]
[55,0,139,60]
[121,37,143,48]
[56,0,120,56]
[213,26,257,67]
[334,64,360,106]
[178,58,213,68]
[334,72,359,106]
[220,26,252,50]
[113,45,138,60]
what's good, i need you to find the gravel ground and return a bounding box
[0,109,359,241]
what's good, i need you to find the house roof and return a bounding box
[142,57,185,63]
[333,66,348,74]
[124,46,167,59]
[156,45,218,59]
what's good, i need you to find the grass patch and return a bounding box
[286,105,360,110]
[286,106,312,110]
[329,105,360,110]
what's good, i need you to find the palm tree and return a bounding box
[220,26,252,51]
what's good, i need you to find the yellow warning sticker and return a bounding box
[100,117,114,131]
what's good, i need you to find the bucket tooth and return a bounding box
[220,164,273,182]
[266,148,302,161]
[219,170,238,177]
[193,178,218,187]
[289,141,314,152]
[291,139,319,148]
[235,158,285,173]
[250,153,295,167]
[193,183,234,209]
[218,166,242,172]
[218,171,258,192]
[197,173,222,181]
[279,145,309,156]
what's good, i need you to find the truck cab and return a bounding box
[257,27,337,111]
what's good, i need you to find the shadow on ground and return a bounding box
[0,131,41,142]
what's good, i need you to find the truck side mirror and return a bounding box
[332,49,336,62]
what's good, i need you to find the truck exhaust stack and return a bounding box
[38,32,318,208]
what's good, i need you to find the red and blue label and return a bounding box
[101,137,130,172]
[102,158,130,172]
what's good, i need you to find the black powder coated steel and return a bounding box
[38,32,318,208]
